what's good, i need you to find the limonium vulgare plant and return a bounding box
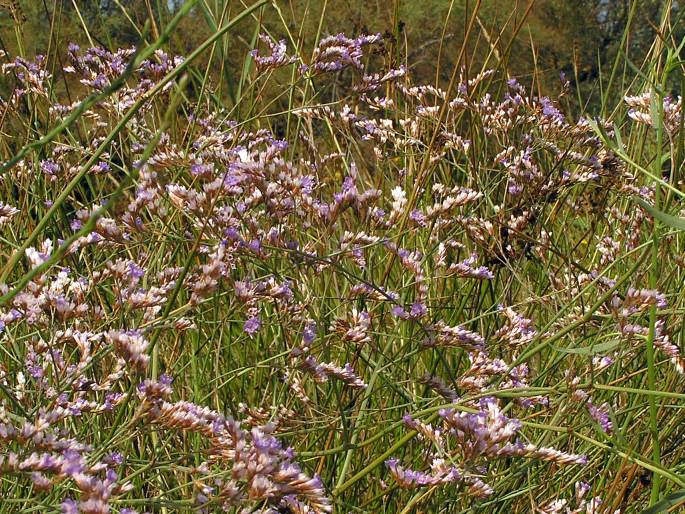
[1,2,685,513]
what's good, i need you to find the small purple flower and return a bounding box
[588,401,613,434]
[104,392,123,411]
[92,73,108,89]
[391,305,408,319]
[248,239,261,253]
[40,159,59,176]
[62,450,85,475]
[27,365,43,379]
[251,34,297,72]
[128,261,145,280]
[108,452,125,466]
[303,322,317,345]
[409,209,427,227]
[410,302,427,318]
[190,161,213,177]
[244,316,261,336]
[540,96,565,123]
[61,499,78,514]
[225,227,240,241]
[95,161,110,172]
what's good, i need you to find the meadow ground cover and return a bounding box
[1,1,685,512]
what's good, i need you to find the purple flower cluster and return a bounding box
[137,377,331,512]
[0,29,673,512]
[303,33,382,75]
[387,398,586,496]
[250,33,297,72]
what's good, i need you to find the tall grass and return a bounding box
[0,1,684,512]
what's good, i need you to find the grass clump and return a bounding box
[1,1,685,513]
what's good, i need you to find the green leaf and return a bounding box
[551,340,620,355]
[634,197,685,231]
[640,490,685,514]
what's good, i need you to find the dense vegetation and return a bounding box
[1,1,685,513]
[2,1,682,110]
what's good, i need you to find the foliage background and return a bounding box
[1,1,680,112]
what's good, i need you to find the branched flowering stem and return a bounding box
[297,386,555,459]
[330,394,685,496]
[2,10,683,511]
[90,78,196,457]
[507,245,651,370]
[380,3,484,286]
[0,0,269,285]
[344,20,506,484]
[333,412,441,497]
[0,0,201,284]
[591,120,685,200]
[0,72,188,308]
[0,1,197,176]
[262,244,434,490]
[332,392,605,498]
[646,65,668,505]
